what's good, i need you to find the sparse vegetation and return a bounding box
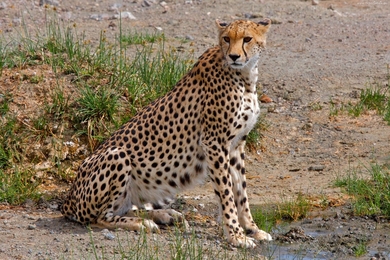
[120,30,165,45]
[0,168,41,204]
[330,66,390,124]
[335,164,390,217]
[247,115,269,150]
[353,240,368,257]
[82,227,258,260]
[252,192,312,230]
[0,16,192,204]
[0,92,12,116]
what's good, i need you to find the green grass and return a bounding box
[46,86,70,119]
[277,192,311,221]
[0,15,192,204]
[81,227,259,260]
[0,92,12,116]
[335,164,390,217]
[0,115,21,169]
[353,240,368,257]
[0,168,41,204]
[330,66,390,124]
[252,193,311,231]
[120,30,165,45]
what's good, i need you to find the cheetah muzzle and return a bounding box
[61,19,272,248]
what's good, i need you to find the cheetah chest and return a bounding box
[231,70,260,150]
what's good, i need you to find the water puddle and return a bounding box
[254,207,390,259]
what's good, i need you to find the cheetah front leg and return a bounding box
[203,142,256,248]
[230,141,272,241]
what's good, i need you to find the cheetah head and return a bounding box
[216,19,271,69]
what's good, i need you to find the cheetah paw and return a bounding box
[229,235,256,248]
[250,229,272,241]
[140,219,160,233]
[148,209,190,230]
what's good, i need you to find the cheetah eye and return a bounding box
[243,37,252,43]
[223,37,230,43]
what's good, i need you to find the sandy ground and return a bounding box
[0,0,390,259]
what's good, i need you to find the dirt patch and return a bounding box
[1,0,390,259]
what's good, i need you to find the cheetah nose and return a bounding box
[229,54,240,62]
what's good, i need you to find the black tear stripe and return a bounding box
[242,42,248,61]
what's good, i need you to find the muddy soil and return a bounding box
[1,0,390,259]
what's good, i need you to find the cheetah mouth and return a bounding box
[231,62,244,68]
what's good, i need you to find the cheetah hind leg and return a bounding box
[126,209,190,230]
[95,215,160,233]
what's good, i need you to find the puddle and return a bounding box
[254,206,390,259]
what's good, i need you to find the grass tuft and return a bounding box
[0,92,12,116]
[252,192,311,230]
[0,168,41,204]
[277,192,311,221]
[120,30,165,45]
[335,164,390,217]
[353,240,368,257]
[330,66,390,124]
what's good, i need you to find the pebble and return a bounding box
[243,13,263,19]
[0,2,7,10]
[185,35,194,41]
[90,14,110,21]
[101,229,115,240]
[108,3,122,12]
[308,165,325,171]
[39,0,59,6]
[27,224,36,230]
[113,12,137,20]
[142,0,153,7]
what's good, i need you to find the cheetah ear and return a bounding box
[215,19,228,29]
[257,18,271,32]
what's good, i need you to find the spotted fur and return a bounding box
[61,19,272,248]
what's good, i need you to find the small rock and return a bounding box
[102,229,115,240]
[142,0,152,7]
[12,18,21,26]
[244,13,263,19]
[302,122,313,131]
[0,2,7,10]
[260,94,272,103]
[39,0,59,6]
[27,224,36,230]
[312,0,319,5]
[113,12,136,20]
[108,3,122,12]
[185,35,194,41]
[90,14,103,21]
[308,165,325,171]
[104,232,115,240]
[108,21,116,30]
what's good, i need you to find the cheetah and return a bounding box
[61,19,272,248]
